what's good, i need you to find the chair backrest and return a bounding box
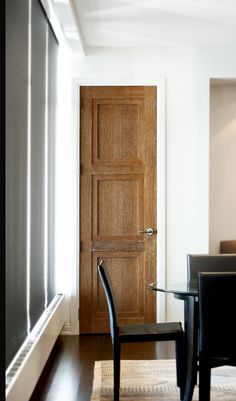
[97,260,118,343]
[198,272,236,360]
[187,254,236,289]
[220,240,236,254]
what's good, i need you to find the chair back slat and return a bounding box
[198,272,236,359]
[97,261,118,343]
[187,254,236,289]
[220,240,236,254]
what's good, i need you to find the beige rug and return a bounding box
[91,359,236,400]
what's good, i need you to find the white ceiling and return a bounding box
[50,0,236,55]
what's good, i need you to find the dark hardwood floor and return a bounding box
[30,334,175,401]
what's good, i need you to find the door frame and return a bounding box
[70,76,166,334]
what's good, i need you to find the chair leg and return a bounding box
[199,361,211,401]
[175,336,185,400]
[113,344,121,401]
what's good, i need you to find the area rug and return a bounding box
[91,359,236,400]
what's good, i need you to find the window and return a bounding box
[6,0,58,368]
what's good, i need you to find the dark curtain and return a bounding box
[47,26,57,304]
[30,0,47,329]
[6,0,58,368]
[6,0,29,368]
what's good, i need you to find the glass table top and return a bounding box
[147,280,198,296]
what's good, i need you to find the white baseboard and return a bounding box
[6,294,65,401]
[60,322,72,334]
[60,319,80,335]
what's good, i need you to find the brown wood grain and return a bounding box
[80,86,157,333]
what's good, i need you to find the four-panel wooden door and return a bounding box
[79,86,157,333]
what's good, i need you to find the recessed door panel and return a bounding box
[92,99,143,162]
[93,175,144,239]
[92,253,145,332]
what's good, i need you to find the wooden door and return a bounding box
[79,86,157,333]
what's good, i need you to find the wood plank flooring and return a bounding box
[30,334,175,401]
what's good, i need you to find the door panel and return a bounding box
[92,98,143,162]
[93,174,144,238]
[80,86,157,333]
[91,252,145,332]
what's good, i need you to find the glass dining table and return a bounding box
[148,281,199,401]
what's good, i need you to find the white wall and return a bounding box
[65,46,236,325]
[209,82,236,253]
[54,45,79,334]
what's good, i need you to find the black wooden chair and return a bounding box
[198,272,236,401]
[187,254,236,383]
[97,260,185,401]
[187,254,236,289]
